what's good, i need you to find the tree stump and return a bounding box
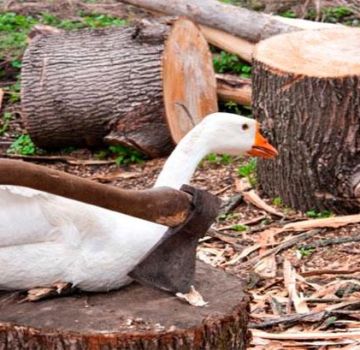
[253,28,360,214]
[21,19,217,157]
[0,262,249,350]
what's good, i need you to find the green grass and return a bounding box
[297,246,316,258]
[0,112,12,136]
[0,12,127,63]
[305,210,333,219]
[205,153,234,165]
[213,51,252,78]
[231,224,248,232]
[238,158,257,186]
[272,196,283,207]
[95,145,145,166]
[8,134,37,155]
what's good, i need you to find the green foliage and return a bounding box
[0,112,12,136]
[218,212,237,222]
[4,76,21,103]
[297,246,316,258]
[306,6,353,23]
[305,210,333,219]
[279,10,296,18]
[231,224,248,232]
[41,12,126,30]
[272,196,283,207]
[0,11,126,62]
[238,158,257,186]
[219,100,252,117]
[205,153,233,165]
[95,145,145,165]
[8,134,37,155]
[213,51,252,78]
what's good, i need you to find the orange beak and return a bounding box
[246,124,278,159]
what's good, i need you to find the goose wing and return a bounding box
[0,185,70,247]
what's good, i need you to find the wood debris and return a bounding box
[176,286,208,307]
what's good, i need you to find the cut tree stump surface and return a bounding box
[0,262,249,349]
[253,27,360,214]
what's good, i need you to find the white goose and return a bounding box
[0,113,277,292]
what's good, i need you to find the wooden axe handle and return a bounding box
[0,159,192,227]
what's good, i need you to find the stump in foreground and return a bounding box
[0,262,249,350]
[253,28,360,214]
[21,19,217,157]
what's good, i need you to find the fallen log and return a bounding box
[121,0,339,44]
[0,262,250,350]
[216,74,252,106]
[21,19,217,156]
[253,27,360,214]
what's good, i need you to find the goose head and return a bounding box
[195,113,278,158]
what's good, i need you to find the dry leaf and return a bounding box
[283,259,309,314]
[176,286,208,307]
[252,328,360,340]
[284,214,360,231]
[242,190,284,217]
[0,89,3,110]
[254,229,277,278]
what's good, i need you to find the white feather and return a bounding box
[0,113,258,291]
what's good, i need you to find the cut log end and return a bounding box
[163,18,218,144]
[253,27,360,213]
[254,28,360,78]
[0,262,249,349]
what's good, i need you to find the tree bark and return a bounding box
[253,28,360,214]
[0,262,250,350]
[216,74,252,106]
[22,22,171,157]
[121,0,339,45]
[22,19,218,157]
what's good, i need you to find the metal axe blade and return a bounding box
[128,184,221,294]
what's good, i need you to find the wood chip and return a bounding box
[242,190,285,218]
[0,89,3,110]
[284,214,360,231]
[283,259,310,314]
[252,328,360,340]
[176,286,208,307]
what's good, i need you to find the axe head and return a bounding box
[128,184,221,294]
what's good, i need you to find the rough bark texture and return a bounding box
[121,0,297,42]
[216,74,252,106]
[0,262,250,350]
[253,29,360,214]
[22,22,172,157]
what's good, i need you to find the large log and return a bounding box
[252,27,360,214]
[0,262,250,350]
[121,0,339,45]
[21,19,217,157]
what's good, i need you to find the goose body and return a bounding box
[0,113,277,292]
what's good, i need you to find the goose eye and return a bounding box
[242,124,249,131]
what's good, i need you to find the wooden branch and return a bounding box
[121,0,339,45]
[121,0,297,42]
[216,74,252,106]
[200,25,254,61]
[0,159,192,227]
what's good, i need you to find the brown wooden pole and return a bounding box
[0,159,192,226]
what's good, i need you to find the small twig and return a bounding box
[301,234,360,250]
[302,268,360,278]
[245,229,324,267]
[0,154,116,165]
[219,194,243,216]
[213,184,232,196]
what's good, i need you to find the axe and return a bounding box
[0,159,221,293]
